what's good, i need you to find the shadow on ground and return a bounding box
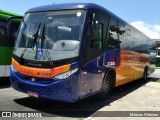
[13,78,157,118]
[0,77,11,89]
[148,77,160,83]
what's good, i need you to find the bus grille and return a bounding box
[17,72,56,84]
[17,82,52,96]
[34,79,56,84]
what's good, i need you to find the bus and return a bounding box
[0,10,22,78]
[10,3,156,102]
[156,46,160,65]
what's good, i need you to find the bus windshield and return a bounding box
[13,10,86,61]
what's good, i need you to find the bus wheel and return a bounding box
[97,73,113,100]
[142,68,148,82]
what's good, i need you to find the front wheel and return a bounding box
[97,74,113,100]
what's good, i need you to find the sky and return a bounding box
[0,0,160,39]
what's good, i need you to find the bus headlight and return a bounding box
[55,68,78,80]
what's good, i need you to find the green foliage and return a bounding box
[156,63,160,67]
[108,25,125,47]
[110,25,126,35]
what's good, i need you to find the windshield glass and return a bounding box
[13,10,86,61]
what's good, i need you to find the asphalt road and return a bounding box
[0,69,160,120]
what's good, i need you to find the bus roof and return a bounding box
[0,10,21,21]
[27,3,126,26]
[27,3,152,40]
[27,3,108,13]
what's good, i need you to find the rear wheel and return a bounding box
[142,68,148,82]
[97,73,113,100]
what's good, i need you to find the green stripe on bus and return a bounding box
[0,46,14,65]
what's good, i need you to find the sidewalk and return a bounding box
[84,69,160,120]
[86,81,160,120]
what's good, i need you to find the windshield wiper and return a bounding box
[20,23,41,62]
[32,23,42,60]
[40,24,54,68]
[32,23,41,50]
[40,24,45,50]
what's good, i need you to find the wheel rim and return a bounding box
[102,80,110,94]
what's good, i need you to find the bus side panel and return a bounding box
[103,48,129,87]
[0,46,13,65]
[120,50,143,83]
[0,66,5,77]
[0,46,13,77]
[80,55,104,99]
[115,49,152,87]
[79,48,122,98]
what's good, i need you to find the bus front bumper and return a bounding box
[10,66,79,103]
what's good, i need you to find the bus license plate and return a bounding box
[27,91,38,98]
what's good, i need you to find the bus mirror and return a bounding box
[92,13,95,21]
[89,13,96,21]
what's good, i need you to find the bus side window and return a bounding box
[6,21,21,46]
[10,22,21,45]
[0,22,6,44]
[107,17,121,48]
[0,28,5,44]
[83,16,104,65]
[86,21,103,50]
[118,21,125,48]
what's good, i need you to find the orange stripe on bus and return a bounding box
[12,58,71,78]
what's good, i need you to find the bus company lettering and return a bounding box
[27,62,42,67]
[107,61,115,66]
[19,68,34,75]
[37,72,52,77]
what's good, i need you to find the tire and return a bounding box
[142,68,148,82]
[97,73,113,100]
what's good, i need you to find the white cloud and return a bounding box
[130,21,160,39]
